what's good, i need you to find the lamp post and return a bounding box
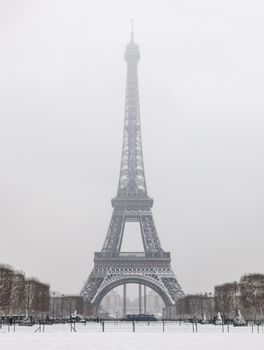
[61,294,64,321]
[52,292,55,321]
[200,293,204,320]
[208,292,213,321]
[26,282,30,320]
[68,301,72,319]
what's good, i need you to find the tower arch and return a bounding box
[93,275,173,307]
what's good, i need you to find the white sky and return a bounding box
[0,0,264,296]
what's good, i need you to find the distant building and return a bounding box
[100,289,164,318]
[163,293,215,320]
[49,294,83,318]
[146,290,164,315]
[100,290,123,317]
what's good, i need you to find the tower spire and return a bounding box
[130,19,134,42]
[118,23,145,198]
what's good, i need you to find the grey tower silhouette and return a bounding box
[81,28,184,308]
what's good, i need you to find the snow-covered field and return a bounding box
[0,323,264,349]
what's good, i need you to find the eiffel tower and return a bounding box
[81,26,184,312]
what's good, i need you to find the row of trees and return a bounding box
[215,273,264,320]
[164,273,264,321]
[175,293,215,321]
[0,264,50,318]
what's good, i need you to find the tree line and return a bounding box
[0,264,49,318]
[215,273,264,321]
[164,273,264,321]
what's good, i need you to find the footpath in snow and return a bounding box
[0,332,264,350]
[0,323,264,350]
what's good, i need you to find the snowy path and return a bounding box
[0,332,264,350]
[1,323,264,350]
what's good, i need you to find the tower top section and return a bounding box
[125,21,140,63]
[115,25,148,200]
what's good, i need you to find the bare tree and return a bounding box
[10,271,26,316]
[26,278,50,318]
[175,294,215,321]
[39,282,50,314]
[214,282,238,320]
[240,274,264,320]
[0,264,14,316]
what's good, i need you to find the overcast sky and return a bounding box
[0,0,264,297]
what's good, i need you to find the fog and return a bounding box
[0,0,264,295]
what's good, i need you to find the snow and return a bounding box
[0,323,264,349]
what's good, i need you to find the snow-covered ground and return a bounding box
[0,323,264,349]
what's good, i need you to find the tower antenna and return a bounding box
[130,19,134,41]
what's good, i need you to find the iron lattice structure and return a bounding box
[81,30,184,307]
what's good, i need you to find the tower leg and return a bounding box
[123,284,127,317]
[139,284,142,314]
[144,285,147,314]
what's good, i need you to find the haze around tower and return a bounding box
[0,0,263,295]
